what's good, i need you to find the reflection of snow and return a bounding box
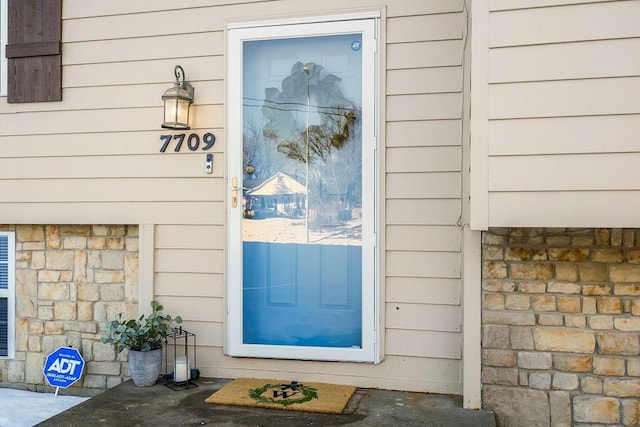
[243,217,362,245]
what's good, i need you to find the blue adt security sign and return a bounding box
[43,347,85,388]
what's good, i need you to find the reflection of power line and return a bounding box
[243,103,361,119]
[243,97,360,117]
[243,103,309,114]
[244,96,354,111]
[242,104,361,118]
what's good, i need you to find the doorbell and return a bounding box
[205,153,213,174]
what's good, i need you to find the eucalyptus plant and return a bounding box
[101,300,182,352]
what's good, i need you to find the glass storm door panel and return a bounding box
[228,18,377,362]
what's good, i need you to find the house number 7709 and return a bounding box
[159,133,216,153]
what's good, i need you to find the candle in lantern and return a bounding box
[175,356,188,382]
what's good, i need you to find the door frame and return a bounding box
[226,13,380,363]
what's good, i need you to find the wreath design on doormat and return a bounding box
[249,381,318,407]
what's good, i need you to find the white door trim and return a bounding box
[226,16,379,363]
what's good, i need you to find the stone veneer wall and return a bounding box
[0,225,139,393]
[482,228,640,426]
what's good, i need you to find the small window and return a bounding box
[0,0,7,96]
[0,232,15,358]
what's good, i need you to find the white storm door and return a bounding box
[228,17,377,362]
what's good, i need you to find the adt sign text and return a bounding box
[44,347,85,388]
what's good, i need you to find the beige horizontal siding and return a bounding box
[62,0,272,19]
[490,0,614,11]
[0,179,224,202]
[160,296,224,322]
[386,303,461,332]
[387,13,463,43]
[155,225,225,249]
[0,0,466,394]
[387,93,462,121]
[387,40,463,69]
[489,115,640,156]
[3,81,220,111]
[386,277,460,305]
[63,81,223,109]
[489,38,640,83]
[165,321,223,348]
[170,332,462,394]
[386,120,462,147]
[387,66,462,95]
[0,131,224,157]
[386,199,461,225]
[386,0,463,16]
[0,155,224,179]
[482,0,640,227]
[64,32,224,65]
[489,153,640,191]
[387,146,461,173]
[0,105,223,134]
[201,347,461,393]
[386,252,461,279]
[63,0,463,20]
[386,226,461,251]
[64,57,224,88]
[489,1,640,47]
[386,330,460,359]
[63,8,232,42]
[489,191,640,228]
[0,202,224,224]
[489,77,640,119]
[63,0,461,31]
[155,272,225,297]
[155,249,223,274]
[387,173,461,199]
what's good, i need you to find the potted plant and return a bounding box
[101,300,182,386]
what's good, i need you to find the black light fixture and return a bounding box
[162,65,194,130]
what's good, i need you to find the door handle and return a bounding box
[231,177,238,208]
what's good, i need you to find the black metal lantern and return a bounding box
[164,326,198,391]
[162,65,194,130]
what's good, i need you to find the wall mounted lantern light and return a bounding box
[162,65,194,130]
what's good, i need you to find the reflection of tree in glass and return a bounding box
[276,107,357,166]
[243,117,271,181]
[261,61,362,230]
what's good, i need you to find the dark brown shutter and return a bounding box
[6,0,62,103]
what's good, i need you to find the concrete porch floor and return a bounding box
[36,377,495,426]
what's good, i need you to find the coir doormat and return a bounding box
[204,378,356,414]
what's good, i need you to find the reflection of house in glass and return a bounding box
[243,172,306,219]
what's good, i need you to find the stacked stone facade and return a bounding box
[0,225,139,393]
[482,228,640,426]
